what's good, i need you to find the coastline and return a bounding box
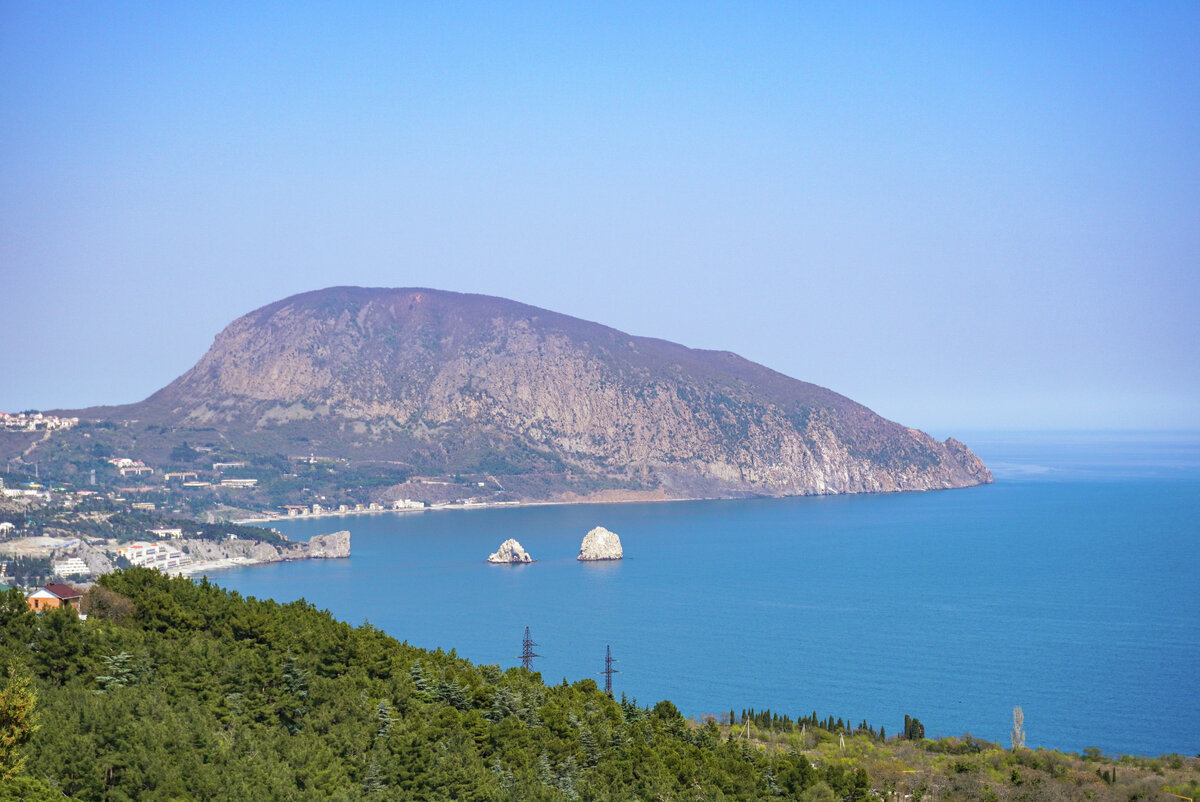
[230,493,710,526]
[173,555,260,577]
[229,480,999,528]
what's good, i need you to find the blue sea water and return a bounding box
[213,431,1200,757]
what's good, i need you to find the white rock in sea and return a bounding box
[488,538,534,564]
[578,526,623,561]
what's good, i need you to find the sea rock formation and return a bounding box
[80,286,993,501]
[488,538,533,564]
[578,526,623,561]
[301,530,352,559]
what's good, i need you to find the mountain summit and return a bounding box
[122,286,991,499]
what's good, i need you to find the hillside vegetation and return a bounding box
[1,570,1196,801]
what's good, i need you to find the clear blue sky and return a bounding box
[2,1,1197,432]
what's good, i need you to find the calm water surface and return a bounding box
[214,431,1200,756]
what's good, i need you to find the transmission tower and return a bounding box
[600,645,619,696]
[518,626,540,671]
[1011,706,1025,749]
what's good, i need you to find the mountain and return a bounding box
[88,286,991,500]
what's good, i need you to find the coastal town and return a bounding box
[0,408,556,602]
[0,463,355,595]
[0,411,80,432]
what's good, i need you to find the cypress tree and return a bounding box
[0,669,36,781]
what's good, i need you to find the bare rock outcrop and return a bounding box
[181,530,350,565]
[302,530,351,558]
[578,526,623,561]
[75,540,115,575]
[251,541,283,562]
[488,538,533,564]
[276,529,351,561]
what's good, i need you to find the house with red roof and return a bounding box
[26,583,83,612]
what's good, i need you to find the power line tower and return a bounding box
[601,645,619,696]
[518,626,540,671]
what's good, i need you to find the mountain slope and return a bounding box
[100,286,991,498]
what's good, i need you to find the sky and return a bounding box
[2,1,1197,433]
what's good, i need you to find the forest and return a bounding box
[1,569,1196,801]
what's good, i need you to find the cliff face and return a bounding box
[119,286,991,498]
[183,531,350,563]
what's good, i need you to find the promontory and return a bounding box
[49,286,992,505]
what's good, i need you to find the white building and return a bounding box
[52,557,90,577]
[219,478,258,488]
[117,541,188,570]
[392,499,424,510]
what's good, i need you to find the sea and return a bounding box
[213,431,1200,757]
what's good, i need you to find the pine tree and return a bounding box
[409,660,434,701]
[279,653,310,734]
[581,727,600,766]
[362,754,385,794]
[375,699,397,738]
[94,651,149,692]
[536,751,554,785]
[556,754,580,799]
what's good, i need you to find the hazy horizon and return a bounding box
[3,3,1197,432]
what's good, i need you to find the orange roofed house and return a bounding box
[27,583,83,612]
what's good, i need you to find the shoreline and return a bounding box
[230,480,997,528]
[173,556,259,577]
[230,494,714,526]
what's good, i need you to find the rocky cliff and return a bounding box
[95,286,991,500]
[184,530,350,564]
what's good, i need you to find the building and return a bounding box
[109,458,153,476]
[52,557,90,577]
[0,412,79,431]
[149,528,184,539]
[391,497,424,511]
[117,542,188,570]
[27,583,83,612]
[219,478,258,488]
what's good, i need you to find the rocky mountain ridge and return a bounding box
[77,286,991,501]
